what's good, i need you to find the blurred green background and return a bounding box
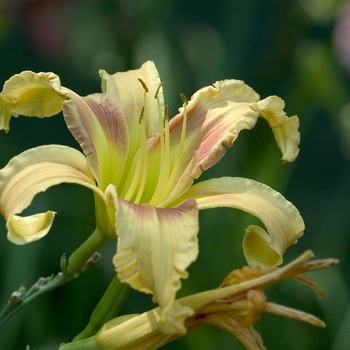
[0,0,349,349]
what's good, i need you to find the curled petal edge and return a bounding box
[255,96,300,163]
[0,145,108,244]
[7,211,56,245]
[243,225,284,266]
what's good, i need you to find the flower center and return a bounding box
[148,91,191,206]
[123,79,195,207]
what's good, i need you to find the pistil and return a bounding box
[124,80,193,207]
[123,80,148,203]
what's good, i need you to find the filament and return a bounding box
[149,83,171,205]
[161,94,189,200]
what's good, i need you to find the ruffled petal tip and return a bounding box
[7,211,56,245]
[0,70,70,132]
[256,96,300,163]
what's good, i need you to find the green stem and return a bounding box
[0,272,67,326]
[66,228,110,275]
[58,336,100,350]
[0,228,111,327]
[73,274,131,341]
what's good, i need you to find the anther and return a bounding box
[139,106,145,123]
[138,78,149,92]
[163,105,169,123]
[180,93,189,105]
[154,82,165,99]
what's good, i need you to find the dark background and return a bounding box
[0,0,349,349]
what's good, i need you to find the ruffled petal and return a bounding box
[182,80,260,180]
[0,145,104,244]
[172,177,304,266]
[99,61,163,157]
[110,188,199,334]
[0,71,70,132]
[63,93,129,190]
[145,80,299,206]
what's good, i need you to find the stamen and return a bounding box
[138,78,149,92]
[180,93,189,105]
[154,82,165,99]
[163,105,169,123]
[159,151,197,208]
[139,106,145,123]
[149,87,171,205]
[133,116,148,204]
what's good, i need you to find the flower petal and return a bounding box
[255,96,300,163]
[172,177,304,266]
[0,145,103,244]
[62,93,129,190]
[96,311,177,349]
[243,225,286,266]
[110,189,199,334]
[144,79,261,205]
[7,212,56,245]
[0,99,15,133]
[99,61,163,153]
[145,79,299,206]
[0,71,70,132]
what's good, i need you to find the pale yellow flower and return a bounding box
[0,61,303,333]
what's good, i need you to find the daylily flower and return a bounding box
[0,61,304,334]
[58,250,337,350]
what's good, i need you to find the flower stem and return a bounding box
[0,272,66,326]
[58,336,100,350]
[73,274,131,341]
[66,228,110,275]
